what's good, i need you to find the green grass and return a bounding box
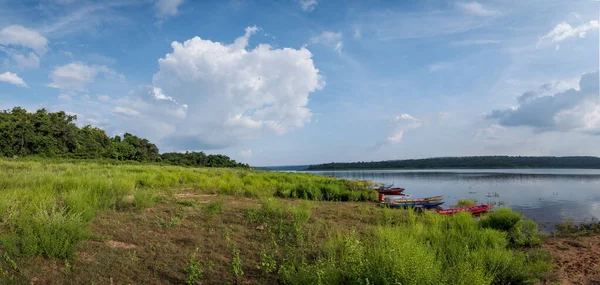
[554,218,600,237]
[280,210,550,285]
[202,200,224,217]
[454,199,477,207]
[0,159,375,259]
[0,159,554,284]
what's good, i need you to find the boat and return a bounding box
[379,193,412,202]
[384,201,444,210]
[376,188,405,195]
[384,194,412,200]
[435,205,494,215]
[386,195,443,204]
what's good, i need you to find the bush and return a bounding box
[3,208,89,259]
[479,208,523,232]
[454,199,476,207]
[134,188,159,210]
[480,208,541,247]
[279,211,549,285]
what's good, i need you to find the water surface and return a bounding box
[306,169,600,230]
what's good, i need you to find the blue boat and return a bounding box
[382,201,444,210]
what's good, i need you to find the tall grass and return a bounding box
[280,209,551,285]
[0,159,373,259]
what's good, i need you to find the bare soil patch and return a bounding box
[542,235,600,285]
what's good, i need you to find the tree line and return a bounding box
[307,156,600,170]
[0,107,248,168]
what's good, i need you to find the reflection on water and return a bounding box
[305,169,600,230]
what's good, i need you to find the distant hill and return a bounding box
[254,165,310,171]
[306,156,600,170]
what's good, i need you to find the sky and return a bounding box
[0,0,599,166]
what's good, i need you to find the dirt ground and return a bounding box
[542,235,600,285]
[7,193,600,284]
[15,194,376,285]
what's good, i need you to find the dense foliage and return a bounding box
[308,156,600,170]
[251,202,552,285]
[161,152,248,168]
[0,107,247,168]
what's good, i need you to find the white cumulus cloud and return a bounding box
[146,26,324,149]
[0,25,48,69]
[0,71,27,87]
[487,71,600,134]
[538,20,599,48]
[299,0,317,12]
[386,114,422,144]
[0,25,48,55]
[48,62,123,91]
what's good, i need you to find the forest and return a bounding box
[307,156,600,170]
[0,107,248,168]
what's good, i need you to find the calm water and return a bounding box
[306,169,600,230]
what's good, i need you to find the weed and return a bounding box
[230,246,244,280]
[256,247,277,274]
[555,217,600,237]
[156,208,186,228]
[247,199,312,246]
[185,248,203,285]
[202,200,224,217]
[133,189,158,210]
[454,199,477,207]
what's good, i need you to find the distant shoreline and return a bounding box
[303,167,600,171]
[278,156,600,171]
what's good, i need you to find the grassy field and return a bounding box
[0,159,555,284]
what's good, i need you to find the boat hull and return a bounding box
[436,205,494,215]
[376,188,405,195]
[385,201,444,210]
[386,195,443,204]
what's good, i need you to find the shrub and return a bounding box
[230,246,244,279]
[202,200,224,217]
[133,188,159,210]
[454,199,476,207]
[480,208,541,247]
[185,248,204,285]
[4,208,89,259]
[279,211,548,285]
[479,208,522,232]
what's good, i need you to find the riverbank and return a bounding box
[0,159,579,284]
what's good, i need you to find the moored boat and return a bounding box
[384,201,444,210]
[376,188,405,195]
[384,194,413,200]
[435,204,494,215]
[386,195,443,204]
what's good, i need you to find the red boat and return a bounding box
[436,205,494,215]
[376,188,405,195]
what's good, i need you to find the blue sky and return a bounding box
[0,0,599,166]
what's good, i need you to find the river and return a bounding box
[306,169,600,230]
